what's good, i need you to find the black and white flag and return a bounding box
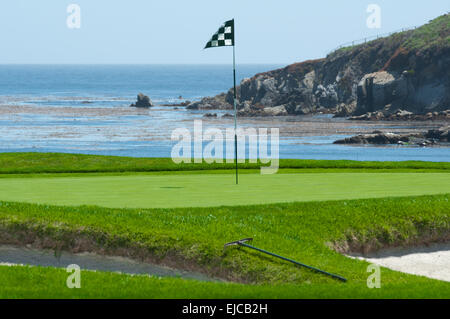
[204,19,234,49]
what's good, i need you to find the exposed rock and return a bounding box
[263,105,288,116]
[236,102,287,117]
[349,109,450,121]
[334,102,357,117]
[348,111,385,121]
[162,100,191,107]
[203,113,217,118]
[186,93,231,110]
[333,127,450,146]
[222,113,234,118]
[426,126,449,142]
[355,71,409,115]
[333,131,432,145]
[130,93,153,108]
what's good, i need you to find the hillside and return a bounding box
[188,13,450,119]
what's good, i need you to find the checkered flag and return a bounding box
[204,19,234,49]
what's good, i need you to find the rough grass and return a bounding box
[0,194,449,298]
[333,13,449,56]
[403,13,450,51]
[1,265,448,299]
[0,152,449,174]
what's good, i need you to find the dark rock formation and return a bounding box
[189,14,450,118]
[130,93,153,108]
[349,109,450,121]
[334,132,418,145]
[426,126,449,142]
[162,100,191,107]
[334,102,357,117]
[334,126,449,145]
[236,102,288,117]
[186,93,231,110]
[203,113,217,118]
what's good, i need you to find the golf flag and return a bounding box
[204,19,239,185]
[204,20,234,49]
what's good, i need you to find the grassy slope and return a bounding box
[334,13,449,54]
[0,152,449,174]
[0,194,449,298]
[0,172,448,208]
[403,13,450,51]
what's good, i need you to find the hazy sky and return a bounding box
[0,0,448,64]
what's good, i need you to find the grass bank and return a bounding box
[0,194,449,298]
[1,265,448,299]
[0,152,449,174]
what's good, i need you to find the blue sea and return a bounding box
[0,64,448,162]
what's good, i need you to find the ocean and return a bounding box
[0,64,448,162]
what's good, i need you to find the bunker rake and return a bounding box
[224,238,347,282]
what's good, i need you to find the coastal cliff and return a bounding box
[188,14,450,119]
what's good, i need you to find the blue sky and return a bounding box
[0,0,448,64]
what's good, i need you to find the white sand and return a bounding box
[349,243,450,282]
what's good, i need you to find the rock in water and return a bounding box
[131,93,153,108]
[333,131,438,146]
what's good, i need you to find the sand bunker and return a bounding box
[349,242,450,282]
[0,245,216,281]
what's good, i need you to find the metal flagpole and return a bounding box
[232,21,238,185]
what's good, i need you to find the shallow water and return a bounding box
[0,65,448,161]
[0,245,216,281]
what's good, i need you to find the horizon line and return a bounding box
[0,62,289,66]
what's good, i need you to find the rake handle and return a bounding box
[239,242,347,282]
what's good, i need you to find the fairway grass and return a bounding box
[0,172,449,208]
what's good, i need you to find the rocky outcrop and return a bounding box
[334,102,357,117]
[334,126,449,145]
[349,109,450,121]
[334,132,420,145]
[236,102,288,117]
[426,126,449,142]
[203,113,218,118]
[232,60,327,115]
[131,93,153,107]
[186,93,231,110]
[189,14,450,118]
[162,100,191,107]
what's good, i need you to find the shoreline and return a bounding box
[1,104,446,138]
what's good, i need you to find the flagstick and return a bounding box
[232,42,238,185]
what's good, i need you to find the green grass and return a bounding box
[332,13,449,56]
[0,152,449,174]
[403,13,450,51]
[0,153,449,298]
[0,172,448,208]
[1,265,448,299]
[0,194,449,298]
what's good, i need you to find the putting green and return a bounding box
[0,172,448,208]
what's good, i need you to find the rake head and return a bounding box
[224,238,253,248]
